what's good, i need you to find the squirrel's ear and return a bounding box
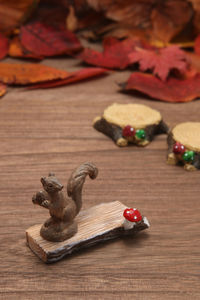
[48,172,55,177]
[41,177,46,185]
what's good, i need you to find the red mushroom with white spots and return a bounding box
[123,208,142,230]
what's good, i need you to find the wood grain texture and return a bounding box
[0,55,200,299]
[26,201,149,263]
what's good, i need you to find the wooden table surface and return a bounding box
[0,57,200,300]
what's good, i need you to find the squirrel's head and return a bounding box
[41,173,64,193]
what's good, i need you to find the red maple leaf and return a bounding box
[123,72,200,103]
[128,45,189,81]
[78,37,150,69]
[20,21,82,57]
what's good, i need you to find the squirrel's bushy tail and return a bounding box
[67,162,98,214]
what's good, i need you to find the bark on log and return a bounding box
[94,117,169,147]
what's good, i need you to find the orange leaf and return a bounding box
[0,83,6,97]
[27,67,108,89]
[128,45,189,81]
[123,72,200,103]
[0,63,71,85]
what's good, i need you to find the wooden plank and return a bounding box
[26,201,149,263]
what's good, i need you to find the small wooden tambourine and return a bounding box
[167,122,200,171]
[93,103,168,147]
[26,162,150,263]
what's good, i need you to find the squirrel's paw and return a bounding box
[32,191,46,205]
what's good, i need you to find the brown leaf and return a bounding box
[84,0,154,26]
[75,0,153,40]
[20,21,82,57]
[74,0,193,43]
[128,45,189,81]
[96,23,151,41]
[0,83,6,97]
[0,0,39,34]
[69,1,107,36]
[0,33,8,59]
[189,0,200,34]
[123,72,200,103]
[27,67,108,89]
[9,36,42,60]
[0,62,71,85]
[151,0,193,43]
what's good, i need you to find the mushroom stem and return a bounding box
[123,218,135,230]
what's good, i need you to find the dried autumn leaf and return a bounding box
[150,0,193,43]
[30,0,70,31]
[74,0,193,43]
[0,62,71,85]
[9,36,42,60]
[27,67,108,89]
[0,83,6,97]
[185,52,200,72]
[78,37,149,69]
[80,0,154,27]
[194,35,200,56]
[0,0,39,34]
[0,33,8,60]
[20,21,82,57]
[189,0,200,34]
[74,0,153,41]
[128,46,189,81]
[123,72,200,103]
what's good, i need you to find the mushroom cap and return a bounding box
[123,208,142,222]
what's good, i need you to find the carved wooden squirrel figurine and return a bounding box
[32,162,98,242]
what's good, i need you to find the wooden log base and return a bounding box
[167,122,200,171]
[93,103,168,147]
[26,201,149,263]
[172,122,200,152]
